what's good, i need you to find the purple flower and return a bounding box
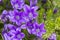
[19,19,36,34]
[2,33,12,40]
[31,22,46,37]
[8,10,25,25]
[10,0,24,10]
[2,24,25,40]
[9,30,25,40]
[29,0,37,7]
[48,33,56,40]
[2,24,16,40]
[23,4,38,22]
[2,30,25,40]
[26,19,36,34]
[1,10,9,23]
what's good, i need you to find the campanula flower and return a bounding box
[10,0,24,10]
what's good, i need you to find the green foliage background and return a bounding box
[0,0,60,40]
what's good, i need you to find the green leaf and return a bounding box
[0,34,3,40]
[43,20,55,39]
[37,8,45,23]
[55,16,60,29]
[0,6,4,13]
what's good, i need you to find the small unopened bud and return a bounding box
[53,8,58,14]
[41,0,47,4]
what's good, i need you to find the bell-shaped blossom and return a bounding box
[8,10,25,25]
[23,4,38,22]
[1,10,9,23]
[10,30,25,40]
[31,22,46,37]
[26,19,36,34]
[10,0,24,10]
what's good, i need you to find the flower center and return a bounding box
[16,15,20,20]
[29,13,33,18]
[14,4,19,9]
[17,34,21,38]
[36,29,40,33]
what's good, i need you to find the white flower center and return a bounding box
[29,13,33,18]
[16,16,20,20]
[36,29,40,33]
[14,4,19,9]
[17,34,21,38]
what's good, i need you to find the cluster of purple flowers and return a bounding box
[2,24,25,40]
[0,0,47,40]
